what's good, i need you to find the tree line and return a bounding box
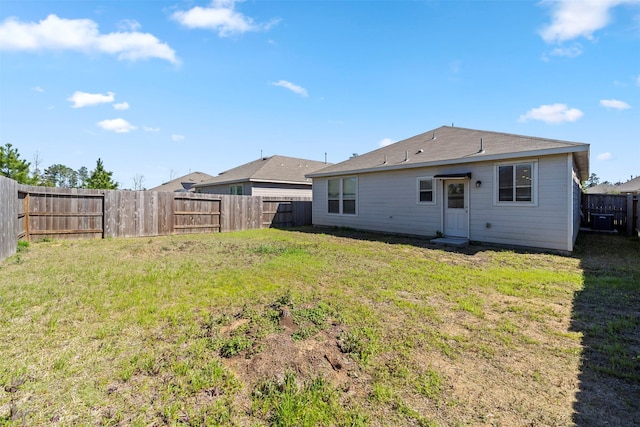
[0,143,118,189]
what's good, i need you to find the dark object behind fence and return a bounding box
[581,193,637,235]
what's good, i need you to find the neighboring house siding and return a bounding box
[196,182,312,198]
[312,154,574,252]
[251,183,312,198]
[197,182,251,195]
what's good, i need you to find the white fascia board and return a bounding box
[248,179,312,185]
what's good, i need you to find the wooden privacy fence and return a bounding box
[581,193,637,235]
[0,176,311,261]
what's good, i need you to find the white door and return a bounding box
[443,180,469,238]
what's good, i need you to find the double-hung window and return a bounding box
[417,177,435,204]
[328,177,357,214]
[496,162,536,204]
[230,185,243,195]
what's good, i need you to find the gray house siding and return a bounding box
[468,154,571,251]
[312,153,576,252]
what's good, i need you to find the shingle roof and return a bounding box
[193,155,331,187]
[585,176,640,194]
[617,176,640,193]
[308,126,590,180]
[150,171,216,192]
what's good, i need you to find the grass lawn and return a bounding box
[1,228,638,426]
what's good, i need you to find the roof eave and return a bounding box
[307,145,590,178]
[193,178,248,188]
[193,178,313,188]
[248,178,312,186]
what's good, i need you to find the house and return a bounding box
[585,176,640,195]
[193,155,330,198]
[307,125,590,253]
[150,172,216,192]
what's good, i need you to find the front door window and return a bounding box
[447,183,464,209]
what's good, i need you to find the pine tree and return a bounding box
[43,164,78,188]
[0,143,37,184]
[77,166,89,188]
[85,158,118,189]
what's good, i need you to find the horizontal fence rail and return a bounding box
[0,176,311,261]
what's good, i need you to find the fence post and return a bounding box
[636,196,640,238]
[627,194,634,236]
[23,192,30,241]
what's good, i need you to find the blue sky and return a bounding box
[1,0,638,189]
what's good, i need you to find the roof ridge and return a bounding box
[441,125,584,146]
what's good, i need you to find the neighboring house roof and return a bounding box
[618,176,640,193]
[150,172,216,192]
[307,125,590,181]
[585,176,640,194]
[193,155,331,188]
[584,183,618,194]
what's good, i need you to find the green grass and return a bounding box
[0,228,638,426]
[251,371,366,426]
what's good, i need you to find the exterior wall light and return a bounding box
[475,180,482,188]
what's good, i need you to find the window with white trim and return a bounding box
[328,177,357,214]
[230,185,243,195]
[417,177,435,204]
[496,162,536,204]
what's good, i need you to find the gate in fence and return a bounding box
[581,193,637,235]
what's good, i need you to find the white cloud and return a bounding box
[597,152,613,161]
[549,44,583,58]
[378,138,395,147]
[172,0,279,37]
[31,85,44,92]
[171,134,185,142]
[97,118,136,133]
[0,14,178,63]
[113,101,130,110]
[518,103,584,124]
[636,74,640,86]
[539,0,640,43]
[600,99,631,110]
[271,80,308,97]
[68,91,114,108]
[117,19,141,32]
[143,126,160,132]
